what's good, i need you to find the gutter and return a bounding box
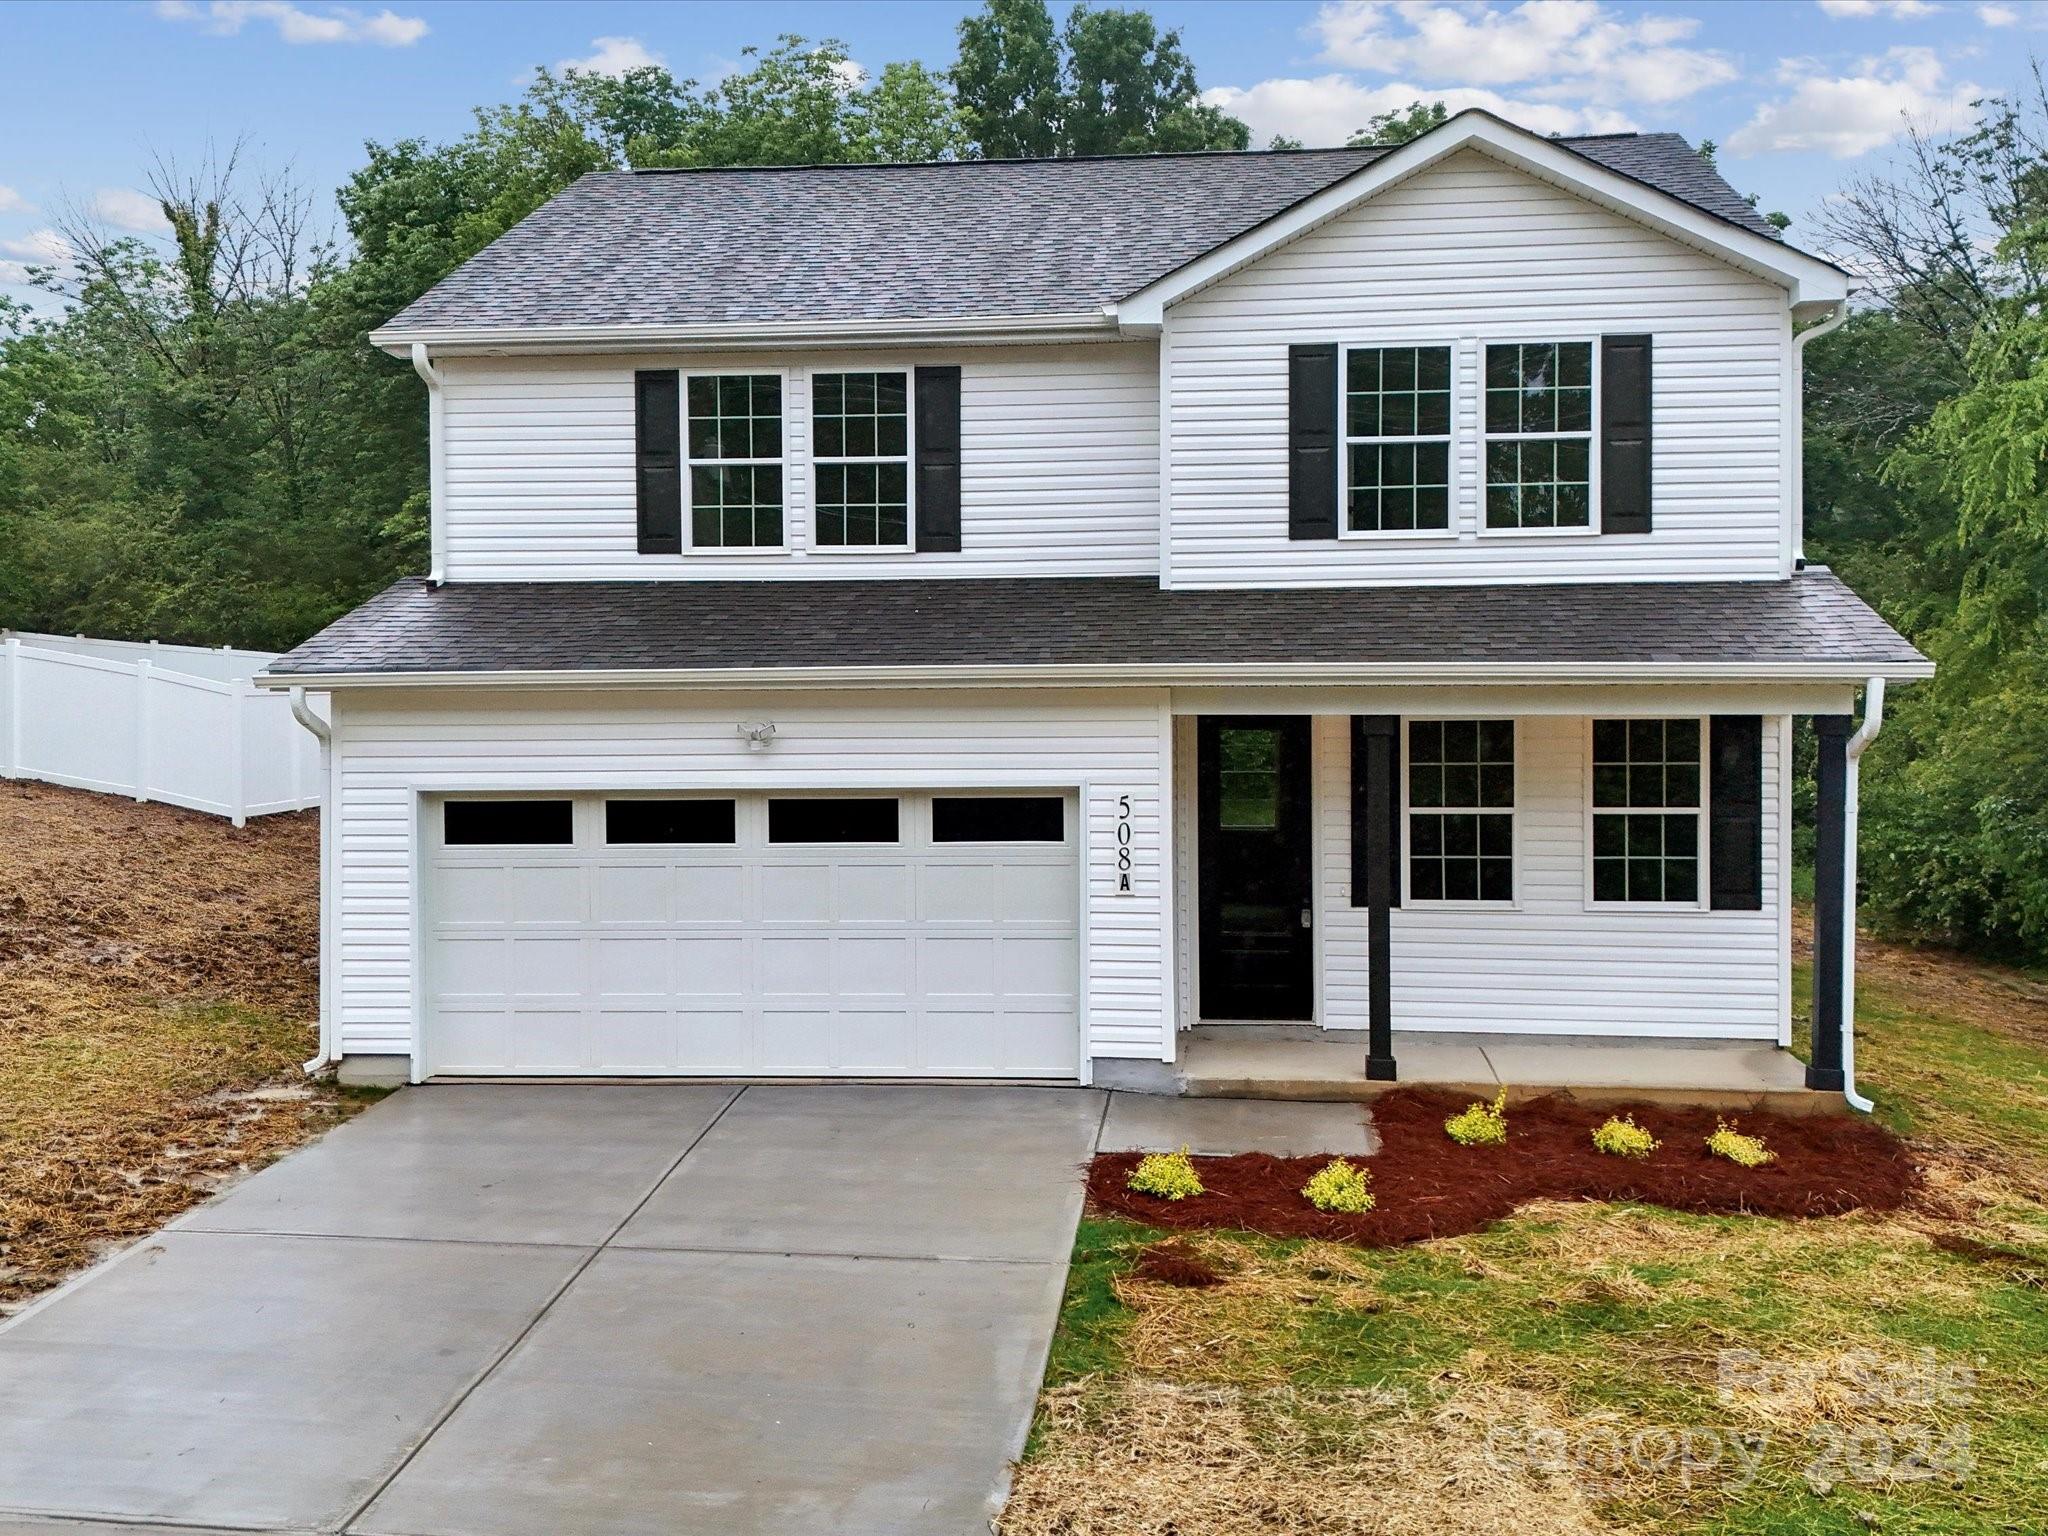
[411,344,446,584]
[1839,675,1885,1114]
[254,657,1933,693]
[1791,299,1850,562]
[372,311,1117,357]
[289,688,335,1077]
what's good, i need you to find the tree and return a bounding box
[1349,100,1445,146]
[952,0,1248,158]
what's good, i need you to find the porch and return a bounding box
[1174,1025,1824,1114]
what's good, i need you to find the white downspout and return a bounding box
[411,342,447,585]
[1791,300,1849,564]
[1840,675,1885,1113]
[290,687,335,1076]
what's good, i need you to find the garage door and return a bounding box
[423,791,1080,1078]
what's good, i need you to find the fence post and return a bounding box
[2,636,17,780]
[229,676,248,828]
[134,655,152,803]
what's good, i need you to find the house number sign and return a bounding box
[1115,794,1134,894]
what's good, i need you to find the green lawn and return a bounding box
[1003,936,2048,1536]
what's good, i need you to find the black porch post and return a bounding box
[1361,716,1398,1081]
[1808,714,1852,1092]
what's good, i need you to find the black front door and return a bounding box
[1198,716,1313,1021]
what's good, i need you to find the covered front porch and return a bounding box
[1154,682,1883,1112]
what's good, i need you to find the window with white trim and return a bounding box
[1343,345,1452,534]
[1590,718,1703,904]
[812,370,911,548]
[1484,341,1593,531]
[1407,719,1514,903]
[687,374,784,548]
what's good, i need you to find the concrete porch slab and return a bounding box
[0,1231,586,1531]
[614,1084,1105,1262]
[354,1246,1067,1536]
[176,1083,740,1247]
[1100,1092,1378,1156]
[1180,1027,1834,1113]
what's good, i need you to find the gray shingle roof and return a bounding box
[266,570,1926,680]
[380,132,1782,335]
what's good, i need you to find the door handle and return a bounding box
[1300,907,1313,929]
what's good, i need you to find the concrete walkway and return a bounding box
[0,1084,1109,1536]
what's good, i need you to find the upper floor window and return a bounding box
[1343,345,1452,535]
[1590,718,1702,905]
[1484,341,1594,533]
[812,370,911,549]
[688,374,784,549]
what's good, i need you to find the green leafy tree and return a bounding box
[953,0,1247,157]
[1349,100,1446,146]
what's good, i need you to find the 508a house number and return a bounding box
[1115,794,1134,893]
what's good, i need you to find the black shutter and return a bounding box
[1600,334,1652,535]
[914,365,962,553]
[635,369,682,555]
[1289,343,1339,540]
[1350,715,1401,909]
[1709,714,1763,910]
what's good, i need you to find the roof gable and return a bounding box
[1117,112,1847,329]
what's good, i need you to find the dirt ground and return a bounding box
[0,778,355,1308]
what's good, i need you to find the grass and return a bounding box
[0,780,360,1308]
[1004,923,2048,1536]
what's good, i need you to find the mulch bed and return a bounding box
[1090,1089,1921,1247]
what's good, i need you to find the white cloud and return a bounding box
[1203,75,1635,147]
[1726,47,1984,158]
[90,187,171,235]
[1309,1,1736,105]
[1977,2,2020,23]
[556,35,663,77]
[1816,0,1938,16]
[0,227,72,285]
[0,186,30,214]
[154,0,427,46]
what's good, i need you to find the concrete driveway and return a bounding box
[0,1083,1108,1536]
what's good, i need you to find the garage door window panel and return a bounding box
[605,799,738,845]
[767,797,901,844]
[443,800,574,846]
[932,796,1066,843]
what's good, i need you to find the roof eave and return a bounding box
[1115,110,1851,328]
[256,657,1935,692]
[370,311,1122,357]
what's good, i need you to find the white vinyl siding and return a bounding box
[1164,148,1791,588]
[326,688,1172,1070]
[1311,711,1783,1039]
[438,343,1160,581]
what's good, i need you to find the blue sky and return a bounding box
[2,0,2040,307]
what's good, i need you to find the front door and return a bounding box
[1198,716,1313,1021]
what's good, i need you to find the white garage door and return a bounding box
[423,791,1080,1078]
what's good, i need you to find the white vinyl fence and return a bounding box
[0,632,323,824]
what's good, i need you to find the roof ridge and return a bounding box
[623,144,1394,177]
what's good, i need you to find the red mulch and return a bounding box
[1132,1237,1227,1288]
[1090,1089,1921,1247]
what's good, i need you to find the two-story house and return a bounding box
[261,110,1929,1103]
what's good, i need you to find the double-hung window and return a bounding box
[687,374,784,549]
[1484,341,1594,532]
[1590,718,1703,904]
[812,370,911,549]
[1407,719,1515,903]
[1343,345,1452,534]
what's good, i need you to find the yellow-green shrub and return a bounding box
[1591,1114,1660,1160]
[1128,1146,1204,1200]
[1445,1088,1509,1146]
[1706,1118,1776,1168]
[1301,1158,1375,1213]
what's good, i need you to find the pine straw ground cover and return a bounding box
[0,779,363,1309]
[1004,938,2048,1536]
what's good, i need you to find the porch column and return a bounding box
[1360,715,1398,1081]
[1808,714,1853,1092]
